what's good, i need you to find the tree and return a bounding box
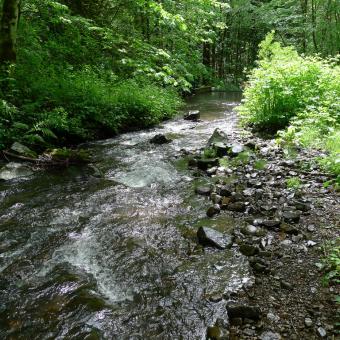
[0,0,21,63]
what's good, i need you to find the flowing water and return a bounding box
[0,92,252,339]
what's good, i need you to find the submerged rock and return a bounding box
[197,226,233,249]
[0,162,33,181]
[150,134,172,144]
[184,110,200,121]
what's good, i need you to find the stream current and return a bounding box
[0,92,252,339]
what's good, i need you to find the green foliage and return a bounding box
[254,159,267,170]
[286,177,301,190]
[240,33,340,178]
[240,33,339,131]
[322,239,340,287]
[202,148,217,159]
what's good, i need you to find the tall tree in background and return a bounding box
[0,0,21,63]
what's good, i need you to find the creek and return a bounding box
[0,92,253,339]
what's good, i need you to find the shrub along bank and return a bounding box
[239,33,340,183]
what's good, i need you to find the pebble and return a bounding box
[304,317,313,327]
[317,327,327,338]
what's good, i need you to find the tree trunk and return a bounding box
[0,0,20,63]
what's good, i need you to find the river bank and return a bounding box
[186,125,339,339]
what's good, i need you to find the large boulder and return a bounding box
[207,128,228,146]
[0,162,33,181]
[197,226,233,249]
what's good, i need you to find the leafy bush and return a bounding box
[240,32,340,178]
[239,32,340,131]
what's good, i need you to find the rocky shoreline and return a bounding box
[184,128,339,339]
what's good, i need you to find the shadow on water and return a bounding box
[0,92,251,339]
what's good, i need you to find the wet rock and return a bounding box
[10,142,37,158]
[226,202,246,212]
[184,110,200,121]
[252,262,269,273]
[259,331,282,340]
[282,211,301,223]
[227,303,261,320]
[243,328,256,336]
[307,225,315,232]
[197,158,219,170]
[230,317,243,326]
[258,219,281,229]
[280,223,299,235]
[211,193,222,204]
[207,167,218,175]
[280,239,293,247]
[241,225,258,236]
[0,162,34,181]
[207,326,221,339]
[317,327,327,338]
[292,199,311,212]
[212,142,229,157]
[195,185,212,196]
[197,227,233,249]
[150,134,172,144]
[240,244,259,256]
[207,205,221,218]
[217,185,233,197]
[280,280,293,290]
[304,317,313,327]
[208,293,223,303]
[230,143,245,156]
[207,128,228,146]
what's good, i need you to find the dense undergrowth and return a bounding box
[239,33,340,182]
[0,1,187,151]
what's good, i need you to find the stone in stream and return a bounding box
[195,185,212,196]
[226,303,261,320]
[0,162,33,181]
[184,110,200,121]
[241,225,258,236]
[206,205,221,218]
[197,226,233,249]
[207,128,228,146]
[239,243,259,256]
[149,134,172,144]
